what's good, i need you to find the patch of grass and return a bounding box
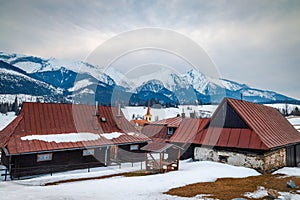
[45,170,152,186]
[164,174,300,200]
[123,170,152,177]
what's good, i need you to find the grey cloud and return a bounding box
[0,0,299,98]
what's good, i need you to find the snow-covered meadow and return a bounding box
[0,160,261,200]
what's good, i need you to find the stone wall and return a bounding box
[194,147,286,173]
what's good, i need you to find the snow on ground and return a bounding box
[0,112,17,131]
[274,167,300,176]
[265,103,299,114]
[122,106,180,121]
[286,116,300,132]
[244,186,268,198]
[0,160,260,200]
[121,105,217,122]
[244,186,300,200]
[0,94,46,104]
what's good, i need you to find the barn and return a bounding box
[0,102,150,178]
[170,98,300,173]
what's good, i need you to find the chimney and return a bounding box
[95,101,99,116]
[181,108,185,118]
[117,102,121,117]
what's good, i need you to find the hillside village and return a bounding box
[1,98,300,178]
[0,98,300,199]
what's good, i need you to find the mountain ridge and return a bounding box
[0,51,298,105]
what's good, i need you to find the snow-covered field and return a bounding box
[122,105,218,121]
[1,160,300,200]
[0,160,261,200]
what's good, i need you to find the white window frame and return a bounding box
[37,153,53,162]
[83,149,95,156]
[130,144,139,151]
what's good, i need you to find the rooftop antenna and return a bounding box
[240,93,243,101]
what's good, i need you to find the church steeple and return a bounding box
[144,105,152,122]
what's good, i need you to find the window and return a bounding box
[219,155,228,163]
[83,149,95,156]
[167,127,174,135]
[37,153,52,162]
[130,145,139,151]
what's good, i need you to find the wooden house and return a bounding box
[170,98,300,173]
[140,117,183,173]
[0,102,150,178]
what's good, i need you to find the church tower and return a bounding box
[144,105,152,122]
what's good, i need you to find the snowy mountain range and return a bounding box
[0,51,298,105]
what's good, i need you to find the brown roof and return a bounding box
[0,102,150,155]
[170,98,300,150]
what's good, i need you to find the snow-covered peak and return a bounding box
[105,67,134,90]
[0,52,115,86]
[136,79,165,93]
[181,69,209,94]
[219,79,248,91]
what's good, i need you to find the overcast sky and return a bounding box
[0,0,299,99]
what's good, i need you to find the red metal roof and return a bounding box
[141,137,183,153]
[146,117,182,127]
[142,125,168,139]
[0,103,150,155]
[225,98,300,149]
[169,118,209,144]
[170,98,300,151]
[141,142,174,153]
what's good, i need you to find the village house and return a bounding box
[170,98,300,173]
[0,102,150,178]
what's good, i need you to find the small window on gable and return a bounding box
[130,144,139,151]
[37,153,52,162]
[168,127,174,135]
[219,155,228,163]
[83,149,95,156]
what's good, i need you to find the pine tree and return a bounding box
[12,96,19,115]
[292,107,300,116]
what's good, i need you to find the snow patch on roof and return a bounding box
[100,132,123,140]
[21,133,100,143]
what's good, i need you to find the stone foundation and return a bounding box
[194,147,286,173]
